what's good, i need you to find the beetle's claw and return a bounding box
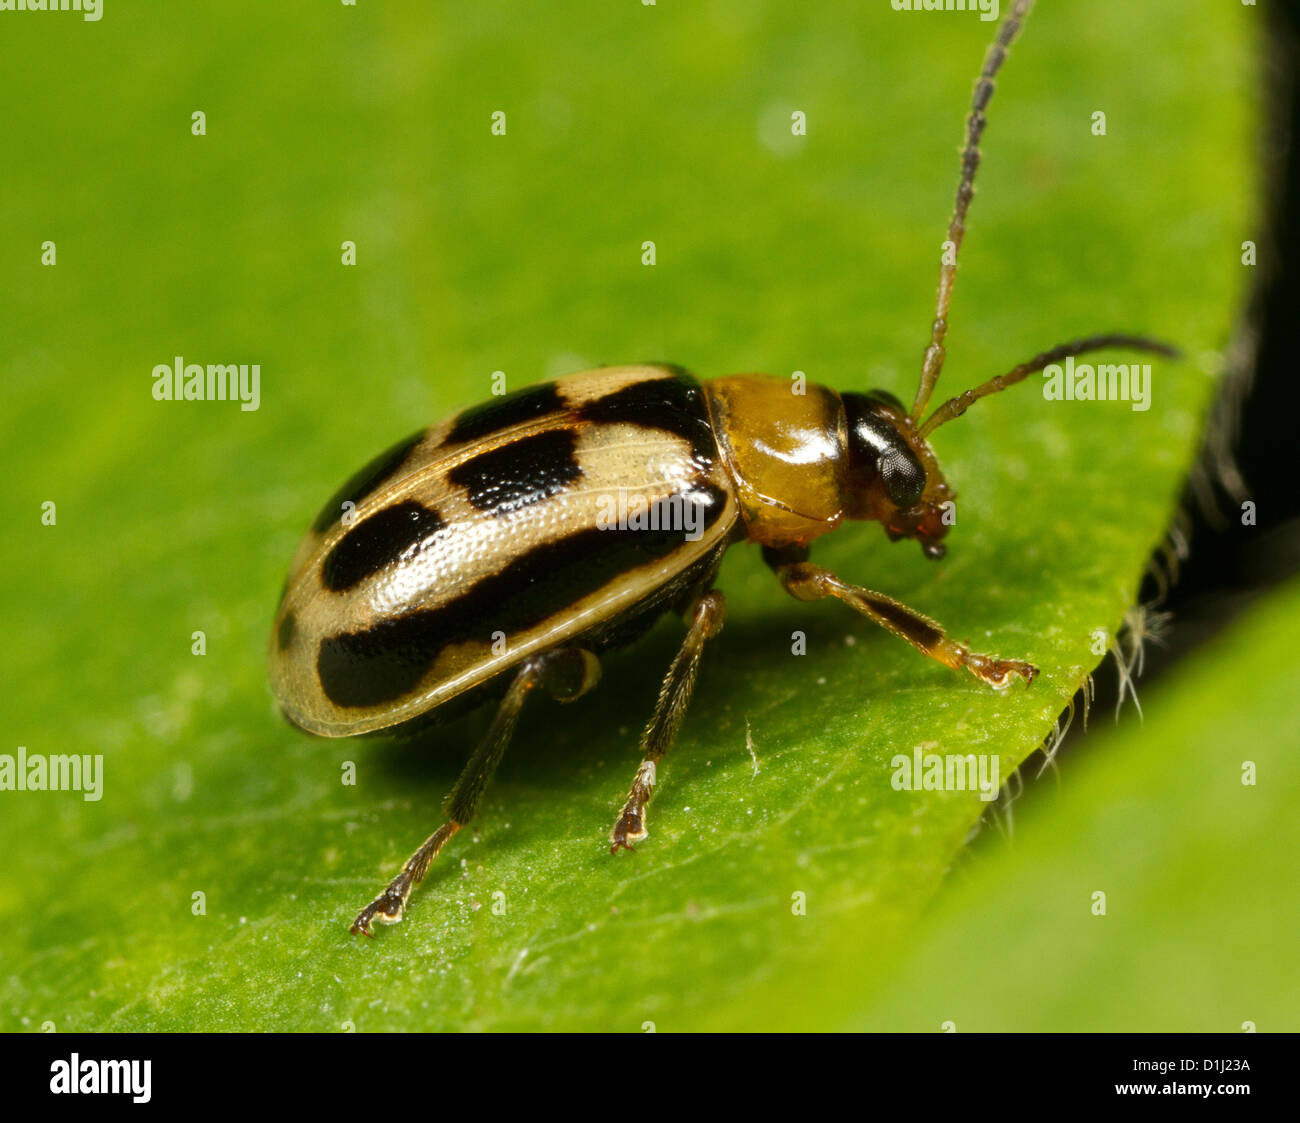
[994,659,1038,688]
[968,653,1038,690]
[610,811,646,854]
[350,893,404,936]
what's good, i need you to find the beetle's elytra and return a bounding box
[269,0,1177,936]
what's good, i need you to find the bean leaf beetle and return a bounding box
[269,0,1176,935]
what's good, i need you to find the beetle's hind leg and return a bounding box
[763,546,1037,688]
[610,589,727,853]
[351,647,601,936]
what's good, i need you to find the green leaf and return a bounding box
[2,2,1256,1030]
[846,576,1300,1033]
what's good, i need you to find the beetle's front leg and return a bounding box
[610,589,727,852]
[763,546,1037,688]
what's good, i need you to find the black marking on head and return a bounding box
[578,371,717,468]
[321,501,447,592]
[310,430,426,534]
[446,382,564,445]
[277,611,297,651]
[448,429,582,515]
[317,482,729,708]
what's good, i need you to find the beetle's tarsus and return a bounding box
[350,891,405,936]
[967,654,1038,690]
[610,810,647,853]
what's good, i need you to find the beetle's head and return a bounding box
[842,389,952,560]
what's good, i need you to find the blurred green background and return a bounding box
[1,1,1272,1031]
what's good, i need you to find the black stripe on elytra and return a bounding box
[321,501,447,592]
[445,382,564,445]
[448,428,582,515]
[310,429,426,534]
[317,482,729,708]
[277,611,297,651]
[577,370,717,467]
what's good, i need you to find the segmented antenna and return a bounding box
[909,0,1035,424]
[917,334,1180,438]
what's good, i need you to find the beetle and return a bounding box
[268,0,1176,935]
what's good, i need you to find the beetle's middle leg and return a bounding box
[351,646,601,935]
[763,545,1037,688]
[610,589,727,853]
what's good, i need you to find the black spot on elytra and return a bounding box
[578,370,717,467]
[445,382,563,445]
[448,429,581,514]
[316,483,729,708]
[321,501,446,592]
[310,430,426,534]
[277,611,297,650]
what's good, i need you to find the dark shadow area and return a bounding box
[361,602,822,795]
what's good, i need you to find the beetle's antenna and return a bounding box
[909,0,1035,425]
[917,333,1180,438]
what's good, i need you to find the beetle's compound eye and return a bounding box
[879,447,926,509]
[842,392,927,509]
